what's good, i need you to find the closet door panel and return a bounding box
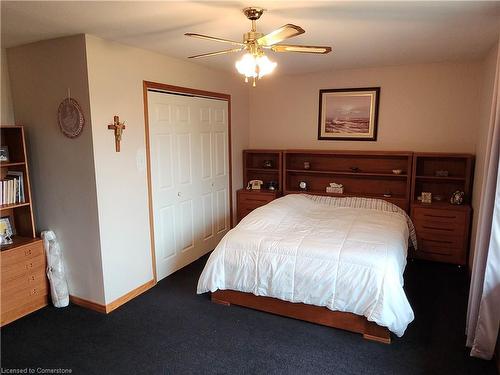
[159,205,176,260]
[202,192,214,240]
[148,91,229,281]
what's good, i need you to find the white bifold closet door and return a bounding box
[148,90,230,281]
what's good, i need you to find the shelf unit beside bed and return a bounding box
[283,150,413,212]
[238,150,283,222]
[409,152,474,265]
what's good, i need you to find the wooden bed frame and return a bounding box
[210,150,415,344]
[212,290,391,344]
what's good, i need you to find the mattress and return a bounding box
[197,194,415,336]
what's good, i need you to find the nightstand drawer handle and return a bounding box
[423,214,456,219]
[422,225,453,232]
[24,248,32,256]
[25,262,34,270]
[424,239,453,244]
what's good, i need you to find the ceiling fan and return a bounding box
[185,7,332,86]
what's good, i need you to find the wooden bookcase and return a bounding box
[1,125,47,326]
[283,150,413,211]
[410,153,474,265]
[410,153,474,206]
[1,126,36,246]
[243,149,283,190]
[238,150,283,222]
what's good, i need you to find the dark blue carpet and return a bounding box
[1,256,495,374]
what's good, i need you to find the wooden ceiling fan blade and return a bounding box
[271,44,332,54]
[257,24,305,46]
[188,48,243,59]
[185,33,245,47]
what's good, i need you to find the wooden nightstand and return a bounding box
[410,202,471,265]
[409,152,474,266]
[237,189,280,222]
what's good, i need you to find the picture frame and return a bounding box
[0,215,15,237]
[421,192,432,204]
[0,145,9,162]
[318,87,380,141]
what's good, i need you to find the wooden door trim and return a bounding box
[142,81,233,282]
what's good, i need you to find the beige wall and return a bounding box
[6,34,249,306]
[470,41,499,265]
[249,59,493,266]
[7,35,105,304]
[249,61,482,152]
[1,48,15,124]
[84,35,249,303]
[4,31,493,304]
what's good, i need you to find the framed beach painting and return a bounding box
[318,87,380,141]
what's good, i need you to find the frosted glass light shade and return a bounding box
[235,53,277,79]
[235,53,257,78]
[255,55,277,78]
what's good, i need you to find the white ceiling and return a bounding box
[2,1,500,75]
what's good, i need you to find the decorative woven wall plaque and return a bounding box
[58,97,85,138]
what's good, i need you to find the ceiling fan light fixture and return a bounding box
[186,7,331,87]
[235,53,257,78]
[256,55,277,78]
[235,53,276,85]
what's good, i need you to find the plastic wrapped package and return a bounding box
[42,230,69,307]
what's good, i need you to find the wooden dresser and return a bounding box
[1,126,47,326]
[1,239,48,325]
[410,153,474,266]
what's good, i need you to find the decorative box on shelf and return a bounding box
[326,183,344,194]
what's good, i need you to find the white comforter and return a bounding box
[197,194,414,336]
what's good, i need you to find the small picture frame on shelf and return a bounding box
[421,192,432,204]
[0,215,15,240]
[0,145,9,162]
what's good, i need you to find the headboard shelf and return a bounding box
[284,190,406,199]
[414,175,466,182]
[283,150,413,211]
[286,169,408,178]
[284,190,408,208]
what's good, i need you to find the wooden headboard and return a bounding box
[282,150,413,212]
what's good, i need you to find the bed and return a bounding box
[197,194,416,343]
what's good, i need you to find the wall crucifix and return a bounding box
[107,115,126,152]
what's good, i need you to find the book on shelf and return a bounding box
[0,171,25,205]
